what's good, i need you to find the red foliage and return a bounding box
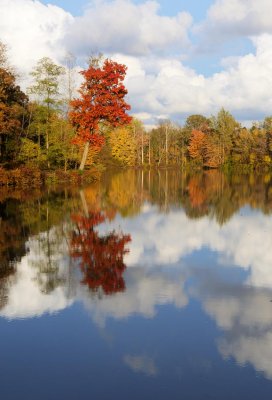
[69,59,132,149]
[70,211,131,295]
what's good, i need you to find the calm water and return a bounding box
[1,169,272,400]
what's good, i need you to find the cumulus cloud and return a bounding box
[205,0,272,37]
[114,33,272,123]
[0,0,72,76]
[65,0,192,57]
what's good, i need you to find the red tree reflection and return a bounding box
[70,211,131,295]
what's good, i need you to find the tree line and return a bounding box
[1,40,272,177]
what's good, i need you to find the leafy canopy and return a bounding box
[69,58,132,150]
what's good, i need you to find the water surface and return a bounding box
[1,170,272,399]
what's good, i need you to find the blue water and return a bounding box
[1,170,272,399]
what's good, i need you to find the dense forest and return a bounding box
[1,40,272,186]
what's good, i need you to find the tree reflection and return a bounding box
[70,211,131,295]
[0,201,27,308]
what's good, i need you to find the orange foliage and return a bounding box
[188,176,206,208]
[204,139,222,168]
[188,130,206,163]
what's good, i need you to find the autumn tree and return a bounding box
[210,108,240,164]
[69,58,132,170]
[232,128,253,164]
[262,117,272,161]
[132,119,147,166]
[188,129,207,165]
[150,123,171,166]
[204,135,223,168]
[110,124,137,166]
[0,43,28,163]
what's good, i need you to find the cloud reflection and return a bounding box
[0,233,73,319]
[124,354,158,376]
[1,193,272,382]
[104,208,272,288]
[78,268,188,327]
[193,271,272,379]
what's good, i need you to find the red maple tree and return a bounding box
[69,59,132,170]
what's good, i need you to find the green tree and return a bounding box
[29,57,65,167]
[184,114,210,133]
[210,108,240,164]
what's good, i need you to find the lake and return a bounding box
[1,169,272,399]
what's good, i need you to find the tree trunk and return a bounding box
[79,141,90,171]
[148,136,151,166]
[80,189,89,217]
[165,124,168,166]
[141,130,144,165]
[46,104,50,169]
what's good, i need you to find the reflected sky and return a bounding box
[1,170,272,399]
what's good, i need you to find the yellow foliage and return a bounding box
[108,170,141,216]
[264,174,271,184]
[78,143,100,166]
[263,155,271,164]
[249,153,256,164]
[110,126,137,166]
[83,184,100,210]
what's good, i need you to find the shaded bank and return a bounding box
[0,166,101,188]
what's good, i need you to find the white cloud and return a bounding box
[206,0,272,37]
[0,0,72,78]
[114,34,272,122]
[65,0,192,57]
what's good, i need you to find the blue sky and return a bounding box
[38,0,254,77]
[1,0,272,125]
[41,0,214,20]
